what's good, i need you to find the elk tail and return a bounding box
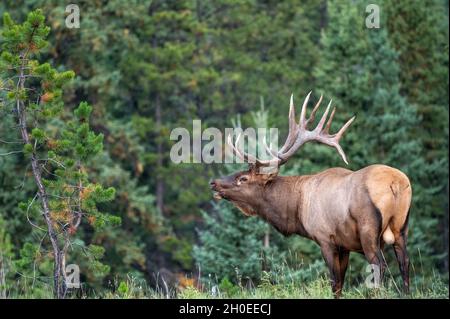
[382,225,395,245]
[382,181,398,245]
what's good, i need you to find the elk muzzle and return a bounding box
[210,176,236,200]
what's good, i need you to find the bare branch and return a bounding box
[0,150,23,156]
[26,193,47,232]
[0,138,23,144]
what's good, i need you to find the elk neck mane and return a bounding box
[256,175,311,238]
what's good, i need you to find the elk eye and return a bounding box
[239,176,249,183]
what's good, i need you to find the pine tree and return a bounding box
[0,0,167,285]
[120,0,222,271]
[194,202,287,285]
[0,10,119,298]
[0,216,13,298]
[385,0,449,271]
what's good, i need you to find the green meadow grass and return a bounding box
[103,265,448,299]
[5,256,448,299]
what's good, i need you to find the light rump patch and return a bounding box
[365,165,412,238]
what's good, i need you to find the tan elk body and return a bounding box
[211,93,411,297]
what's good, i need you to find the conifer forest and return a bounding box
[0,0,448,299]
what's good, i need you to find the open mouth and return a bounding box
[210,181,227,201]
[213,191,223,200]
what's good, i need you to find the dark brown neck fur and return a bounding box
[255,176,311,238]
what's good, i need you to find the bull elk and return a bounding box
[210,92,411,298]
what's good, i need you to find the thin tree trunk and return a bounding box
[0,253,6,299]
[17,58,64,299]
[444,181,449,272]
[320,0,327,29]
[155,96,165,214]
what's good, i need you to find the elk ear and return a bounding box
[256,166,278,184]
[248,163,258,174]
[260,172,278,184]
[249,163,278,182]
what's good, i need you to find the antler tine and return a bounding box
[278,94,300,153]
[335,116,356,139]
[299,91,312,128]
[324,106,336,134]
[334,143,349,165]
[333,116,356,164]
[306,94,323,128]
[263,135,279,159]
[234,133,257,163]
[228,133,273,166]
[227,133,245,162]
[315,108,355,165]
[288,94,296,132]
[314,99,332,132]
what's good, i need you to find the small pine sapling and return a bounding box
[0,10,120,298]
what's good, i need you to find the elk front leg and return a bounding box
[338,248,350,289]
[320,243,344,298]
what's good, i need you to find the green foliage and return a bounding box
[218,277,240,297]
[0,216,14,297]
[0,8,120,296]
[385,0,449,270]
[0,1,448,298]
[117,281,129,296]
[14,242,39,272]
[194,202,288,284]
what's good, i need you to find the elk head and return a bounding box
[210,92,355,215]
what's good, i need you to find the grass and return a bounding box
[3,256,449,299]
[5,272,448,299]
[99,267,449,299]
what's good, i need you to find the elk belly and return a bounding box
[382,226,395,244]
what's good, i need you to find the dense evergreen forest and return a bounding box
[0,1,448,298]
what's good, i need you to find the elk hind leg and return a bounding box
[358,216,386,287]
[393,226,410,294]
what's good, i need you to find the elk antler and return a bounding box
[273,92,355,166]
[227,92,355,170]
[227,133,279,167]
